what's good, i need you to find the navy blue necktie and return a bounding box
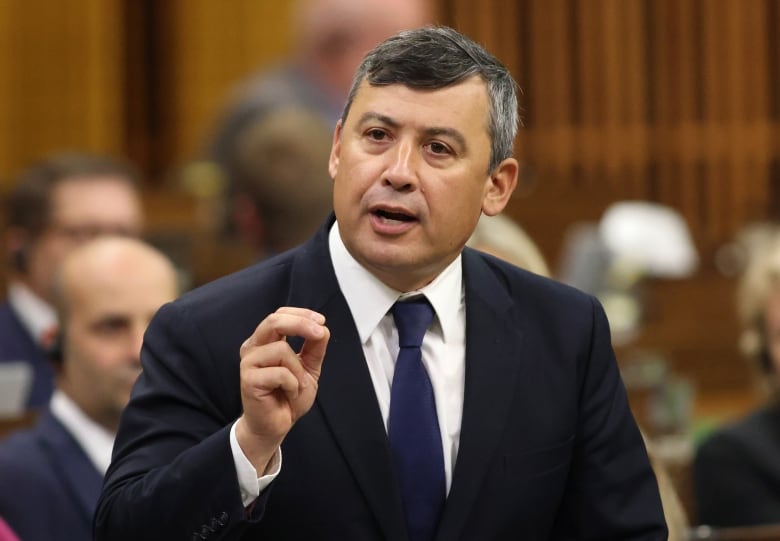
[388,298,445,541]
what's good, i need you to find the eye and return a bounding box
[93,317,129,337]
[426,141,453,156]
[366,128,388,141]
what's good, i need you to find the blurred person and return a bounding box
[96,27,665,540]
[0,236,178,541]
[207,0,433,260]
[694,232,780,527]
[0,153,143,408]
[210,0,434,147]
[228,106,335,259]
[466,213,551,277]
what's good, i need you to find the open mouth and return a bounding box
[373,209,416,222]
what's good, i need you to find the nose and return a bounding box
[383,139,418,191]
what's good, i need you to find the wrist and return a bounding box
[235,417,279,473]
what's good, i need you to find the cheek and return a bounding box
[71,339,122,376]
[334,162,377,204]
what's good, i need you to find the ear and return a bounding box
[4,227,32,273]
[481,157,519,216]
[328,120,344,180]
[232,194,266,251]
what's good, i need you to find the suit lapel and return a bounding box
[38,412,104,523]
[435,250,526,540]
[287,221,407,541]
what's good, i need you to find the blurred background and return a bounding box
[0,0,778,524]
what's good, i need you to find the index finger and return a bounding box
[241,307,327,354]
[298,324,330,378]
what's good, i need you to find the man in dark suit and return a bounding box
[0,153,143,408]
[95,26,667,540]
[0,237,178,541]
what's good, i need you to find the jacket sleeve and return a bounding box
[551,296,669,540]
[94,301,269,541]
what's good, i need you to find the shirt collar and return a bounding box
[328,221,463,344]
[49,389,115,475]
[7,282,57,342]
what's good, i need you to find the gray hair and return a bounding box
[340,26,519,173]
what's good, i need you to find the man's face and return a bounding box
[61,255,176,430]
[329,77,516,291]
[26,176,143,301]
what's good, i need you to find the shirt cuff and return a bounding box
[229,421,282,507]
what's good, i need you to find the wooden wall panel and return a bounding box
[0,0,125,186]
[151,1,294,174]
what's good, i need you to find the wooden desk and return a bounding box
[0,410,38,441]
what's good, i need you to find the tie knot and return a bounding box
[392,298,434,348]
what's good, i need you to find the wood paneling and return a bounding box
[150,1,294,174]
[438,1,779,404]
[0,0,126,185]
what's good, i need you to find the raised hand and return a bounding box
[235,307,330,472]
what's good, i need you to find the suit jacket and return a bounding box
[694,404,780,526]
[95,218,666,540]
[0,301,53,409]
[0,410,103,540]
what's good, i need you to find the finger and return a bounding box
[241,341,308,386]
[299,325,330,382]
[275,306,326,325]
[241,308,327,355]
[242,365,301,400]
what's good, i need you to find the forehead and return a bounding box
[348,77,491,136]
[51,176,142,224]
[65,260,175,320]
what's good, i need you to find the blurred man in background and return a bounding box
[207,0,433,261]
[0,236,178,541]
[0,153,143,408]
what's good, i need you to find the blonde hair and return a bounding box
[467,214,550,277]
[645,438,689,541]
[737,231,780,395]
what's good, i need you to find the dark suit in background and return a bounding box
[0,411,102,540]
[694,405,780,526]
[96,219,665,540]
[0,302,53,409]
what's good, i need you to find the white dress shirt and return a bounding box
[50,390,116,475]
[7,282,57,344]
[231,221,467,504]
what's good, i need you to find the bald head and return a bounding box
[53,237,178,432]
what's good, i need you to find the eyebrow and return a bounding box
[356,112,468,151]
